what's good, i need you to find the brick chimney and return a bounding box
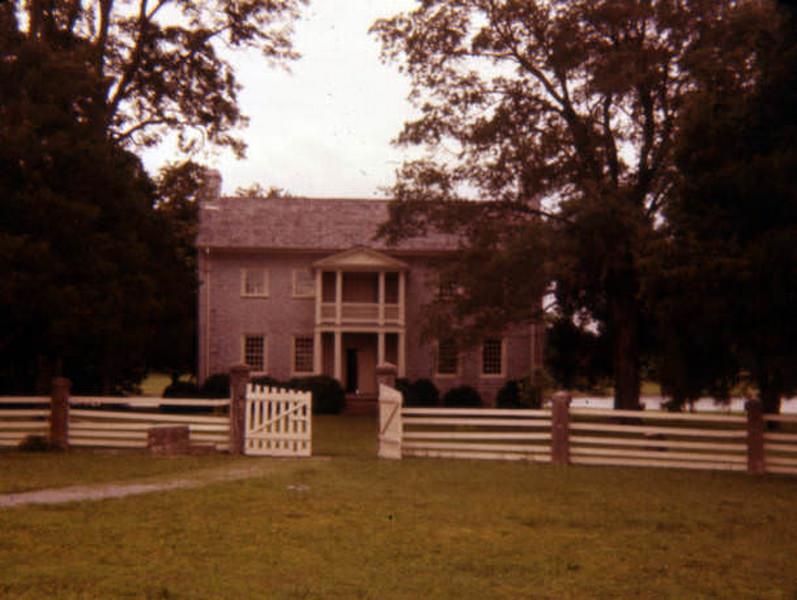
[200,169,222,204]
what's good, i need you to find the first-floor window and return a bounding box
[436,339,459,376]
[293,336,314,374]
[482,338,504,376]
[244,335,266,372]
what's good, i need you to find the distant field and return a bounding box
[1,416,795,599]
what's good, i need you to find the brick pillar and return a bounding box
[551,391,571,466]
[229,365,251,455]
[376,362,397,389]
[746,398,765,475]
[50,377,71,450]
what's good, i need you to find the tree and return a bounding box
[372,0,775,409]
[0,14,204,393]
[657,0,797,413]
[9,0,305,156]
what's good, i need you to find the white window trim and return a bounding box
[291,335,315,376]
[480,337,507,378]
[242,334,268,374]
[434,339,461,378]
[292,268,315,298]
[241,268,270,298]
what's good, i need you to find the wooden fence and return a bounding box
[378,384,797,477]
[0,397,50,447]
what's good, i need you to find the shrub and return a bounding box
[250,375,285,389]
[288,375,346,415]
[442,385,482,408]
[394,378,415,405]
[18,435,60,452]
[496,380,522,408]
[162,380,202,398]
[408,378,440,407]
[200,373,230,398]
[497,370,553,409]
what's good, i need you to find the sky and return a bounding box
[141,0,420,198]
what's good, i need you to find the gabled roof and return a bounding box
[196,196,458,252]
[313,246,409,271]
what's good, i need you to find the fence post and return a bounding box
[50,377,71,450]
[551,391,571,466]
[229,365,251,455]
[745,398,765,475]
[376,362,397,389]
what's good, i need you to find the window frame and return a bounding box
[241,268,270,298]
[435,338,460,378]
[292,268,316,298]
[292,335,315,376]
[242,334,268,374]
[480,337,506,378]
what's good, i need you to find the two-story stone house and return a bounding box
[196,173,543,405]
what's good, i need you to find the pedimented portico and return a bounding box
[312,246,407,392]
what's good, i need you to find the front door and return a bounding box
[345,348,358,393]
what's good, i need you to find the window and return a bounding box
[436,339,459,376]
[292,269,315,298]
[481,338,504,376]
[244,335,266,372]
[241,268,269,297]
[293,336,315,374]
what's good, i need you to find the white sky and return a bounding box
[141,0,420,198]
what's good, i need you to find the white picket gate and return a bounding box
[244,385,312,457]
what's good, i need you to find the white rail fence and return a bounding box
[69,397,231,451]
[0,397,50,447]
[378,384,797,477]
[244,385,311,457]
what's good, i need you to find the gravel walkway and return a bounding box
[0,458,328,508]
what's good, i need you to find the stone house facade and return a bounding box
[196,174,543,405]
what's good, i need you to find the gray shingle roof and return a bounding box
[196,196,458,252]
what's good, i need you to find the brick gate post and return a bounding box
[50,377,71,450]
[551,391,572,466]
[229,365,251,455]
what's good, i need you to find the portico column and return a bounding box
[335,270,343,325]
[398,331,406,377]
[314,330,322,375]
[334,330,343,383]
[378,271,385,325]
[315,269,322,324]
[378,331,386,366]
[398,271,406,324]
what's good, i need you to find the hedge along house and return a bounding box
[196,172,544,406]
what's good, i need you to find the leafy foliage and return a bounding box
[7,0,305,156]
[396,378,440,407]
[372,0,778,409]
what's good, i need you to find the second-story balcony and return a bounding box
[313,247,408,329]
[320,301,401,325]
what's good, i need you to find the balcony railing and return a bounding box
[319,302,401,325]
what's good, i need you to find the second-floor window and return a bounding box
[241,268,269,297]
[293,269,315,298]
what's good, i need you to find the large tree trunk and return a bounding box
[609,278,642,411]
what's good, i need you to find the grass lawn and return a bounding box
[1,416,796,599]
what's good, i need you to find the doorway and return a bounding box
[345,348,358,393]
[343,333,378,395]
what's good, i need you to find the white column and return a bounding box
[335,270,343,325]
[378,331,386,366]
[398,331,406,377]
[315,269,322,324]
[334,330,343,382]
[314,330,322,375]
[378,271,385,325]
[398,271,406,325]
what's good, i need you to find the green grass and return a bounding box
[1,415,796,599]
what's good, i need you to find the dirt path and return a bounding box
[0,458,329,508]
